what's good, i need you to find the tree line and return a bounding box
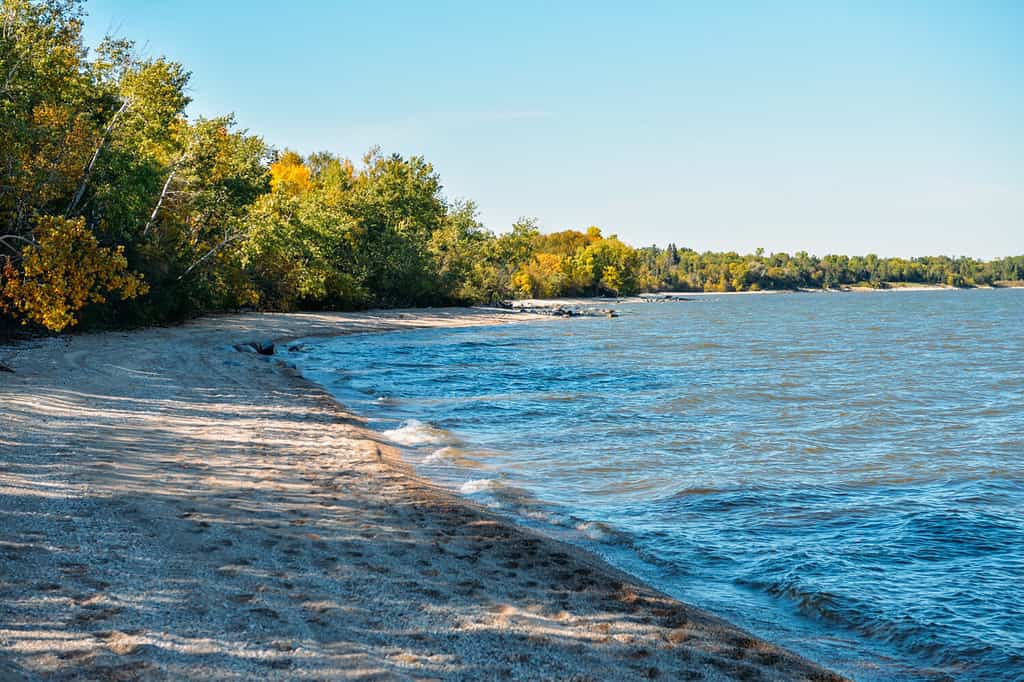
[2,0,1021,333]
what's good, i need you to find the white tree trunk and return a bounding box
[66,99,131,216]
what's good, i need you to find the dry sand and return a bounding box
[0,308,845,681]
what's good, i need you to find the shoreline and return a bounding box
[1,309,843,680]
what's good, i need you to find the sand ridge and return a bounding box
[0,309,845,680]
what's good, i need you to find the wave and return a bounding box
[445,473,637,549]
[459,478,496,494]
[422,446,458,464]
[380,419,452,446]
[575,520,628,543]
[745,576,981,666]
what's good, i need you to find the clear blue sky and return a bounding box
[82,1,1022,258]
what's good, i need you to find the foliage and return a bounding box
[1,216,146,331]
[629,248,1024,293]
[269,151,311,195]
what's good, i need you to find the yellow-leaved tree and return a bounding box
[1,216,148,332]
[601,265,622,296]
[269,151,311,195]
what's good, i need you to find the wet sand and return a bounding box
[0,309,845,680]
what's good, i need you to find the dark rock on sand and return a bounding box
[233,340,275,355]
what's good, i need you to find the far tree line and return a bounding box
[2,1,1021,333]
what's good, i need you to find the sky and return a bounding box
[82,1,1023,258]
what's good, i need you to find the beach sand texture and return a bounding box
[0,309,845,681]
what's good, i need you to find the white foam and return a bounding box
[459,479,495,494]
[422,446,458,465]
[381,419,446,446]
[520,508,570,527]
[576,521,613,542]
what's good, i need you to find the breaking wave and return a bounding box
[380,419,451,446]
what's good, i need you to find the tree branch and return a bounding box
[177,232,244,281]
[142,157,183,237]
[0,234,36,246]
[66,98,131,216]
[0,234,37,256]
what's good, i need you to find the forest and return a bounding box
[2,0,1022,333]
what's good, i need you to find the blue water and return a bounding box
[288,290,1024,681]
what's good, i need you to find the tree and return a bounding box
[344,150,447,305]
[601,265,622,296]
[428,200,494,302]
[1,216,146,331]
[269,150,311,195]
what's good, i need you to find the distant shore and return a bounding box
[509,281,1023,309]
[0,309,843,680]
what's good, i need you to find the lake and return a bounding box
[288,289,1024,681]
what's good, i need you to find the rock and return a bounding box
[233,340,274,355]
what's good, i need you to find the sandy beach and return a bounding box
[0,309,844,681]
